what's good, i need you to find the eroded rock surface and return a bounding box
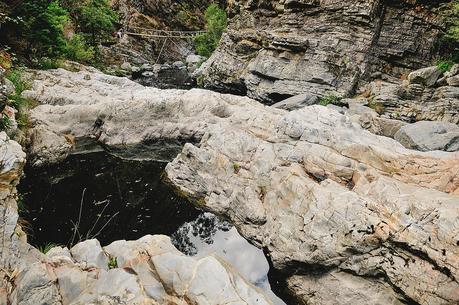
[0,129,274,305]
[197,0,446,104]
[394,121,459,152]
[21,69,459,304]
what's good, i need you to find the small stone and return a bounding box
[70,239,109,270]
[272,93,319,111]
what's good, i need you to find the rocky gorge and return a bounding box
[197,0,449,103]
[1,1,459,305]
[0,64,455,304]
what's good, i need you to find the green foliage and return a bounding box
[442,1,459,41]
[436,59,455,73]
[38,243,58,254]
[8,0,117,65]
[64,34,95,62]
[438,1,459,60]
[108,256,118,269]
[0,114,11,132]
[35,57,65,70]
[194,4,227,58]
[77,0,118,47]
[232,162,241,174]
[17,195,28,214]
[5,68,32,130]
[14,0,70,58]
[319,94,342,106]
[6,67,30,95]
[368,98,385,114]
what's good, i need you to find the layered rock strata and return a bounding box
[197,0,447,104]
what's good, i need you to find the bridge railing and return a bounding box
[125,26,206,39]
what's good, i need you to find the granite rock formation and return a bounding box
[0,130,273,305]
[197,0,447,104]
[21,68,459,304]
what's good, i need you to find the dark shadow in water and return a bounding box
[18,151,290,305]
[18,151,200,247]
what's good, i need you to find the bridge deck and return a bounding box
[125,27,205,39]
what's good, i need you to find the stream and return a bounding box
[18,151,289,305]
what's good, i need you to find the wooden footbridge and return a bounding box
[123,26,205,63]
[125,26,205,39]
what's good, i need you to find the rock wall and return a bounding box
[21,68,459,304]
[197,0,447,104]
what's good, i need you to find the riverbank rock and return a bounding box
[352,66,459,124]
[0,130,274,304]
[22,68,459,304]
[14,235,273,305]
[196,1,445,104]
[394,121,459,152]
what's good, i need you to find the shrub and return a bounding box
[38,243,58,254]
[438,1,459,61]
[194,4,227,58]
[64,34,95,62]
[35,57,65,70]
[7,0,117,65]
[0,114,11,132]
[108,256,118,269]
[319,94,342,106]
[6,67,30,95]
[5,68,32,130]
[437,59,455,73]
[0,50,13,71]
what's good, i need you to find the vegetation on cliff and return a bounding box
[438,0,459,71]
[194,4,227,58]
[1,0,118,66]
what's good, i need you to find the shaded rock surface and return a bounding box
[394,121,459,152]
[21,69,459,304]
[197,0,446,104]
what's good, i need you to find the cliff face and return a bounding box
[106,0,225,65]
[197,0,447,104]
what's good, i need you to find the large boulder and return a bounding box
[353,77,459,124]
[22,69,459,305]
[394,121,459,152]
[345,102,408,138]
[272,93,319,111]
[408,66,443,87]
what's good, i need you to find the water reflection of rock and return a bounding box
[172,213,287,305]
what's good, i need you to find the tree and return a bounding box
[194,4,227,58]
[77,0,118,48]
[13,0,69,58]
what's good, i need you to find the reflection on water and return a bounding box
[18,151,288,304]
[172,213,287,305]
